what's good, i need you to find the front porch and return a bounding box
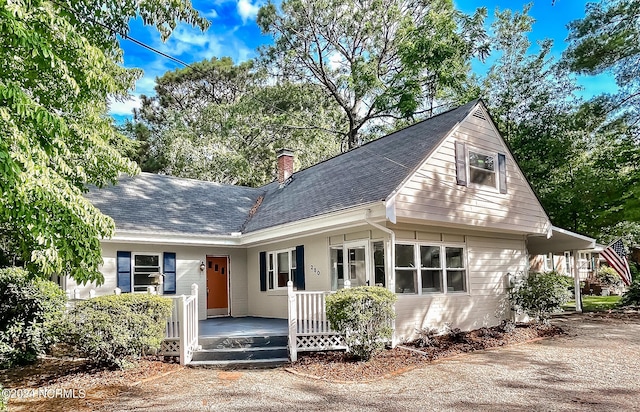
[160,283,346,366]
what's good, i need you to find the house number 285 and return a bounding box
[310,265,320,276]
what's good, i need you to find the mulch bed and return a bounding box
[287,323,564,382]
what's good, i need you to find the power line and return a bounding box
[49,0,194,69]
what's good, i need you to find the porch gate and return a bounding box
[160,284,199,365]
[287,280,348,362]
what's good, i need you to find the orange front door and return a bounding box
[207,256,228,316]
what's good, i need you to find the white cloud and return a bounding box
[108,95,141,116]
[237,0,261,23]
[203,8,218,19]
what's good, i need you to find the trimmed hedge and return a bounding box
[68,294,173,368]
[0,267,67,367]
[326,286,396,360]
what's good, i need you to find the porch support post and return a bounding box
[178,294,187,365]
[191,284,199,345]
[572,250,582,313]
[287,281,298,362]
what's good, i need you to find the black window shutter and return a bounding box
[163,252,176,294]
[259,251,267,291]
[455,141,467,186]
[116,251,131,293]
[498,153,507,194]
[295,245,305,290]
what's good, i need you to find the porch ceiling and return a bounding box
[527,226,595,255]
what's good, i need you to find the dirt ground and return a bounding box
[6,312,640,411]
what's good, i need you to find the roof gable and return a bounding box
[243,100,479,233]
[392,102,551,235]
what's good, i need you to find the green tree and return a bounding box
[564,0,640,128]
[480,5,640,240]
[0,0,207,283]
[134,58,346,186]
[257,0,489,149]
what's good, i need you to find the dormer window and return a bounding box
[468,150,496,188]
[455,141,507,194]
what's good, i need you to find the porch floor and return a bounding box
[199,316,287,338]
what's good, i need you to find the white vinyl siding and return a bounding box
[393,108,549,235]
[394,234,526,341]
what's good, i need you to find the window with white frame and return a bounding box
[330,241,386,290]
[468,149,497,189]
[372,241,386,287]
[420,245,442,293]
[268,249,296,289]
[133,253,161,292]
[330,246,344,290]
[395,244,417,293]
[395,243,467,294]
[544,253,554,272]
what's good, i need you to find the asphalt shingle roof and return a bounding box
[87,100,477,236]
[86,173,263,236]
[243,100,478,232]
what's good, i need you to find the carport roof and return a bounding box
[527,226,596,255]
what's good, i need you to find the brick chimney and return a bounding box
[277,148,294,184]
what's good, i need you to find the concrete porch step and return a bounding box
[189,358,290,369]
[191,346,288,362]
[190,333,290,368]
[199,335,288,350]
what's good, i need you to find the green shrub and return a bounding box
[68,293,173,368]
[620,280,640,307]
[508,271,573,323]
[325,286,396,361]
[0,267,67,367]
[597,266,623,287]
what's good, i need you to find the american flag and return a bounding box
[600,239,632,286]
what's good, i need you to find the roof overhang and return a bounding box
[104,202,388,248]
[103,231,243,247]
[527,226,596,255]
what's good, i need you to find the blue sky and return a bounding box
[111,0,616,122]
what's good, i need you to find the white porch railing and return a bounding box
[288,280,348,362]
[160,284,199,365]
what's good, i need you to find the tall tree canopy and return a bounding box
[133,57,346,186]
[481,5,640,241]
[257,0,490,149]
[564,0,640,129]
[0,0,207,283]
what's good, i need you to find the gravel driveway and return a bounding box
[101,313,640,411]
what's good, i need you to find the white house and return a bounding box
[68,99,595,342]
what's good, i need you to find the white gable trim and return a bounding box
[385,107,468,204]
